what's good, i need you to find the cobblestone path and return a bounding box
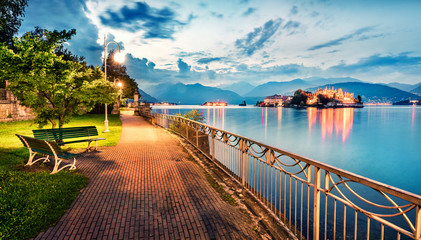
[35,115,259,240]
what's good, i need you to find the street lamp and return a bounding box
[103,36,125,133]
[117,81,123,106]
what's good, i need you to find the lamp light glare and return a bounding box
[114,52,125,63]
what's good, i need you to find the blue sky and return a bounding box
[19,0,421,90]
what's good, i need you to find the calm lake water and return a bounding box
[152,105,421,195]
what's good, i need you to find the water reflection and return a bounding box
[307,108,355,143]
[412,105,416,128]
[277,107,283,129]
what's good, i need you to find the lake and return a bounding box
[152,105,421,195]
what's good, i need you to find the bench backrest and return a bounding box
[16,134,64,156]
[33,126,99,141]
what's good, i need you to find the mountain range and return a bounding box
[145,82,258,105]
[139,78,421,104]
[307,82,420,103]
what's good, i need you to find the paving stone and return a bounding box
[36,115,260,240]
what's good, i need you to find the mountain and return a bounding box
[148,82,248,105]
[306,82,421,103]
[411,85,421,95]
[303,77,362,86]
[244,77,363,97]
[245,78,313,97]
[138,88,158,103]
[385,82,421,92]
[219,81,255,96]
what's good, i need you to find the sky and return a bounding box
[18,0,421,91]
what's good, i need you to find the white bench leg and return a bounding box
[50,157,77,174]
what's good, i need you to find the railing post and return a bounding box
[196,124,199,147]
[186,121,189,140]
[415,205,421,240]
[211,129,215,162]
[313,166,321,240]
[241,139,246,186]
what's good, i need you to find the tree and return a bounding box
[103,50,139,99]
[0,0,28,45]
[0,28,117,128]
[291,89,310,106]
[0,0,28,88]
[317,94,330,105]
[182,109,205,122]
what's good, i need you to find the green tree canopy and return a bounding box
[291,89,310,106]
[0,28,117,128]
[0,0,28,45]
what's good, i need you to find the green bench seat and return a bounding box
[33,126,105,151]
[16,134,78,174]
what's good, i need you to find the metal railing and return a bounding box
[143,111,421,240]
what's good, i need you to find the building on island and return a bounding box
[202,101,228,106]
[262,94,291,107]
[306,87,357,105]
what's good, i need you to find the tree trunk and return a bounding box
[48,118,56,129]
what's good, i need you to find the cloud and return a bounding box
[290,6,298,15]
[235,18,283,56]
[177,51,206,58]
[242,8,257,17]
[177,58,191,73]
[197,57,223,64]
[99,2,187,39]
[211,11,224,18]
[19,0,101,66]
[236,63,248,71]
[329,53,421,73]
[148,61,156,71]
[283,20,300,31]
[308,26,375,51]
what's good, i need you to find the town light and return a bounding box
[103,36,124,133]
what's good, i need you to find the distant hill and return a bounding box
[244,77,363,97]
[384,82,421,92]
[306,82,421,103]
[148,82,247,105]
[219,81,255,96]
[411,85,421,95]
[138,88,158,103]
[303,77,362,86]
[245,78,313,97]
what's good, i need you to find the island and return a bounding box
[257,88,364,108]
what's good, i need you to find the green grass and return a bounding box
[204,171,237,206]
[0,114,122,239]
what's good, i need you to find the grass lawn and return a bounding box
[0,114,122,240]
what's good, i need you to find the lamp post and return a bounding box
[117,81,123,105]
[103,36,125,132]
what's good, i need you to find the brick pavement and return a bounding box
[35,115,261,240]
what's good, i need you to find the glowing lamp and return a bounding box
[114,52,125,63]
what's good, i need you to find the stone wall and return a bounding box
[0,88,35,122]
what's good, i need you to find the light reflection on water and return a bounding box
[152,105,421,195]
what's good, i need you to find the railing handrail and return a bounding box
[149,111,421,240]
[155,112,421,204]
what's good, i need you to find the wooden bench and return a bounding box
[16,134,78,174]
[33,126,105,151]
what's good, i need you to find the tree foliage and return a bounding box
[103,49,139,99]
[0,28,117,128]
[181,109,205,122]
[291,89,310,106]
[0,0,28,45]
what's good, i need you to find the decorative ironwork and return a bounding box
[140,111,421,240]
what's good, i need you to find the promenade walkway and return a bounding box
[36,114,261,240]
